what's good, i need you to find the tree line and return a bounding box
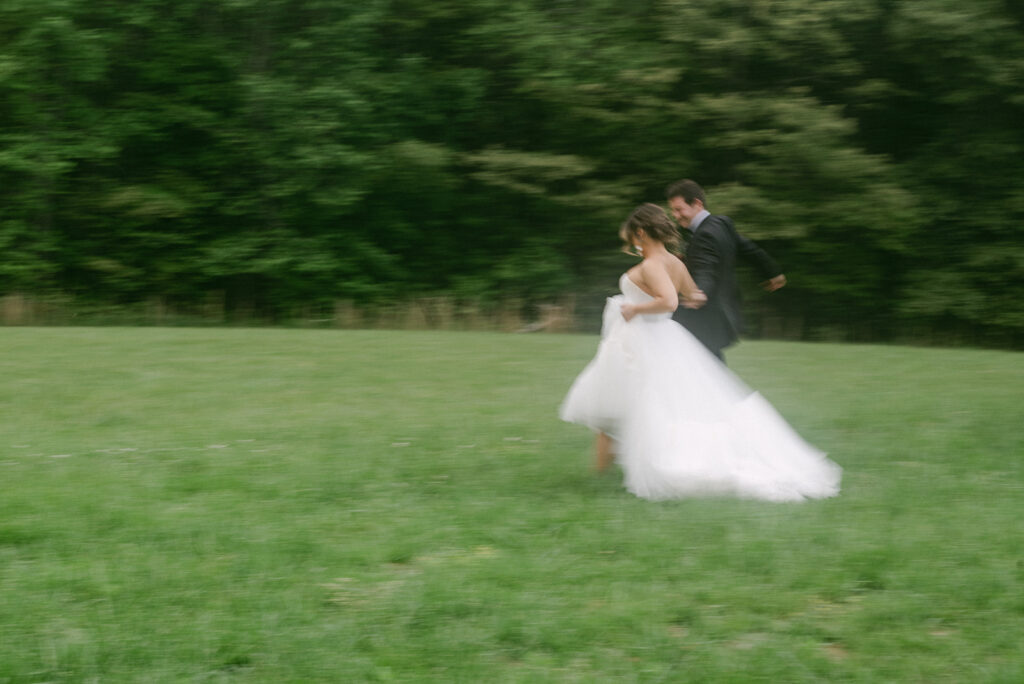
[1,0,1022,346]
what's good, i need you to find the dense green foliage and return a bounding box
[2,1,1022,345]
[1,328,1022,680]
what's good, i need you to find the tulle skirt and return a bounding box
[560,296,841,502]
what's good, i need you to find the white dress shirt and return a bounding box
[689,209,710,232]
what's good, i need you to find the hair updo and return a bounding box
[619,203,681,255]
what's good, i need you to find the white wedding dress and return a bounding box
[560,274,841,502]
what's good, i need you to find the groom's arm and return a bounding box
[732,224,785,291]
[686,230,723,300]
[736,234,782,277]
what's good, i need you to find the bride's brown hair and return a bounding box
[619,203,681,256]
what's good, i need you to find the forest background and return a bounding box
[2,0,1022,347]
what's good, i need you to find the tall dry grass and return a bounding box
[0,292,578,333]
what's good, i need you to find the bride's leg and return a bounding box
[594,431,615,472]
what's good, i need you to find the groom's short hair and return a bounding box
[666,179,706,207]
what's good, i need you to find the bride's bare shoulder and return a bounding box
[660,253,685,272]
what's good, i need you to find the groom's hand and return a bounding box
[761,274,786,292]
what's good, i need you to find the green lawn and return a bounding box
[1,327,1021,682]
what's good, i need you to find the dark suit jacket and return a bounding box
[672,214,782,356]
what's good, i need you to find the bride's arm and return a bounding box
[621,261,678,321]
[678,261,707,309]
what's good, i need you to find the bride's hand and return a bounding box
[621,303,638,321]
[682,290,707,309]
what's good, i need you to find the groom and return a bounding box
[667,179,786,362]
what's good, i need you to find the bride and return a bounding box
[560,203,841,502]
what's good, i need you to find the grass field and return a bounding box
[1,327,1022,682]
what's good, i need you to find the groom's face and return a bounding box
[668,196,702,228]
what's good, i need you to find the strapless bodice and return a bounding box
[619,273,672,320]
